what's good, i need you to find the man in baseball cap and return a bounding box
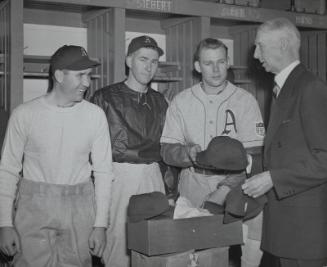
[91,35,167,267]
[48,45,100,95]
[50,45,100,71]
[127,35,164,57]
[0,44,114,267]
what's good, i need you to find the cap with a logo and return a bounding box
[196,136,248,171]
[127,35,164,56]
[127,191,173,223]
[50,45,100,71]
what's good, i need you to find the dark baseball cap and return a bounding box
[223,184,267,223]
[127,191,173,223]
[50,45,100,71]
[203,184,267,224]
[196,136,248,171]
[127,35,164,56]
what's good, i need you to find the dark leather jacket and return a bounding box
[92,82,168,164]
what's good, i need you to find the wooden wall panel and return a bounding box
[230,25,273,125]
[0,0,10,152]
[24,8,84,27]
[317,33,326,81]
[161,16,210,101]
[0,0,23,151]
[0,2,9,112]
[84,8,125,98]
[309,34,318,76]
[111,8,126,84]
[301,33,309,67]
[10,0,24,111]
[301,31,327,81]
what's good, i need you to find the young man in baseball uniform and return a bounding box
[0,45,114,266]
[161,38,265,267]
[92,35,168,267]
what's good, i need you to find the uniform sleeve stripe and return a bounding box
[243,140,264,148]
[160,135,185,144]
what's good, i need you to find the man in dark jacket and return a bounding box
[91,35,167,267]
[242,17,327,267]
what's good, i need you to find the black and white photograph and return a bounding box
[0,0,327,267]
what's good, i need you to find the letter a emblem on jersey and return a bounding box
[221,109,237,135]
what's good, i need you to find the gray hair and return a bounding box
[258,17,301,58]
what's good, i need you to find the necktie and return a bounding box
[269,83,279,119]
[272,83,280,99]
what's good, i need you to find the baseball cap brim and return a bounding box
[195,151,218,170]
[128,205,173,223]
[59,57,100,71]
[128,45,164,57]
[203,201,225,215]
[149,46,164,57]
[223,185,267,223]
[148,206,175,220]
[195,151,247,171]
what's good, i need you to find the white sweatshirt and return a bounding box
[0,96,113,227]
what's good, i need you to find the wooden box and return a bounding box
[131,247,228,267]
[127,214,242,256]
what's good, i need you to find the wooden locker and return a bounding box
[161,16,210,101]
[230,25,273,126]
[84,8,126,98]
[301,31,327,81]
[0,0,23,150]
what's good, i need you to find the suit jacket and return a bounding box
[262,64,327,259]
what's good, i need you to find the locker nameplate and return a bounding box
[129,0,172,12]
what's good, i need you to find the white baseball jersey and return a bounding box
[161,81,264,150]
[161,81,265,207]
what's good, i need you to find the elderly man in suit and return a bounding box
[242,17,327,267]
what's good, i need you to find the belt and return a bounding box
[193,167,229,176]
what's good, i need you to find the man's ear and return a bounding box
[126,55,132,69]
[194,61,201,74]
[54,69,64,83]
